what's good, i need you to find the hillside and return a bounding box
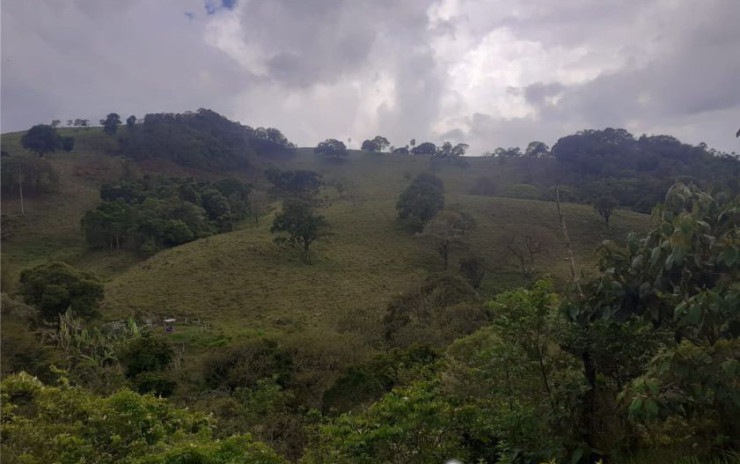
[2,129,649,340]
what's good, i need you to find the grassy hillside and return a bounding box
[1,131,650,330]
[102,192,646,342]
[1,129,141,286]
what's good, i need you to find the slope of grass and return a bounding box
[0,129,140,288]
[102,183,648,345]
[2,130,651,346]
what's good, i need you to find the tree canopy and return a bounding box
[315,139,348,160]
[19,262,104,322]
[21,125,63,156]
[361,135,390,152]
[270,198,328,262]
[396,173,445,231]
[100,113,122,135]
[0,373,287,464]
[410,142,437,155]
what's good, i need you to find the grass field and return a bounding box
[1,129,651,352]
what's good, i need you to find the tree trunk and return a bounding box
[555,187,582,297]
[18,162,24,216]
[581,349,598,448]
[443,242,449,270]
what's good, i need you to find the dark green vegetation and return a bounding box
[83,176,251,252]
[19,261,104,322]
[496,129,740,213]
[1,111,739,464]
[21,124,75,156]
[119,109,295,170]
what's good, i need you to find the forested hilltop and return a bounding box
[1,111,739,464]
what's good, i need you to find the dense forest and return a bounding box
[1,112,739,464]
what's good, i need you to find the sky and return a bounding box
[2,0,739,155]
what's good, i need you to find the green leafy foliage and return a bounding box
[82,177,251,252]
[100,112,122,135]
[360,136,390,152]
[562,183,740,455]
[0,373,287,464]
[202,338,295,391]
[21,124,61,156]
[119,336,174,378]
[304,380,474,464]
[551,129,739,212]
[382,273,485,348]
[315,139,348,161]
[270,198,328,263]
[444,282,587,463]
[396,172,445,231]
[19,261,104,322]
[410,141,437,155]
[322,345,440,413]
[118,109,295,171]
[265,168,323,201]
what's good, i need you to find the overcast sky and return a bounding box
[2,0,739,155]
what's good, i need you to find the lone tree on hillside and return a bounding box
[271,198,328,263]
[100,113,122,135]
[19,261,104,322]
[126,115,137,129]
[396,173,445,231]
[315,139,348,161]
[593,195,618,227]
[421,209,475,269]
[361,135,391,152]
[505,234,547,280]
[459,255,486,289]
[21,125,59,157]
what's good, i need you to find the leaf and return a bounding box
[569,447,584,464]
[644,398,659,418]
[687,304,702,325]
[646,379,659,395]
[629,398,643,415]
[721,359,739,377]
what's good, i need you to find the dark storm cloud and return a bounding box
[2,0,738,154]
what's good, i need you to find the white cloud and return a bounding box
[2,0,738,156]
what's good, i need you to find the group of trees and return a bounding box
[1,156,59,197]
[21,124,74,156]
[314,139,348,161]
[355,136,470,164]
[82,176,252,253]
[396,173,445,232]
[1,372,287,464]
[305,183,740,463]
[116,109,296,170]
[476,129,740,213]
[397,174,481,278]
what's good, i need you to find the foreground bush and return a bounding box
[0,373,287,464]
